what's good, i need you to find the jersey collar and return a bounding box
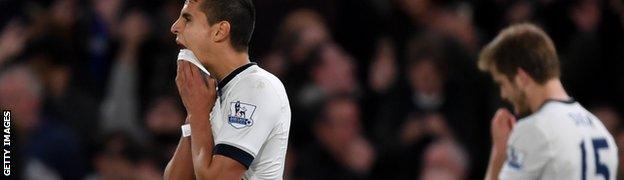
[217,62,257,94]
[535,97,576,113]
[516,98,576,120]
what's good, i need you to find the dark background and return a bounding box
[0,0,623,179]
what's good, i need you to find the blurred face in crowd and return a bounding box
[409,58,443,96]
[398,0,431,23]
[570,0,601,32]
[491,68,530,116]
[0,67,42,132]
[312,44,357,94]
[45,65,70,98]
[94,135,136,180]
[94,154,135,179]
[93,0,122,25]
[171,0,220,61]
[420,140,468,180]
[282,9,330,63]
[316,99,361,146]
[51,0,77,29]
[146,97,184,134]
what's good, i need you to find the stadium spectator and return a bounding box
[0,64,87,179]
[297,96,375,179]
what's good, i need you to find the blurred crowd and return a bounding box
[0,0,623,179]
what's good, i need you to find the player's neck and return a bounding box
[205,50,250,81]
[527,79,570,112]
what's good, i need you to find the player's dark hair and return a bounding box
[478,23,560,84]
[199,0,255,52]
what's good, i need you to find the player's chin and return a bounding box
[177,42,188,49]
[513,103,531,117]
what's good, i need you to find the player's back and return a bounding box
[500,100,618,180]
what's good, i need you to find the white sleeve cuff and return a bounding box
[181,124,192,137]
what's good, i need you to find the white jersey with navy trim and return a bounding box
[499,100,618,180]
[209,62,291,180]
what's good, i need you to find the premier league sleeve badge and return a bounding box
[228,101,256,129]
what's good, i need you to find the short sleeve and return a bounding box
[499,121,553,180]
[214,75,283,169]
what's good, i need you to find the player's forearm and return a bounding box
[188,114,217,180]
[164,137,195,180]
[485,147,506,180]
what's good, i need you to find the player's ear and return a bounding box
[515,68,530,87]
[212,21,230,43]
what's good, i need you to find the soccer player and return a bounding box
[480,23,618,180]
[163,0,291,179]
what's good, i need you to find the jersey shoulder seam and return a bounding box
[223,71,278,100]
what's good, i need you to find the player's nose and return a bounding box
[171,18,181,35]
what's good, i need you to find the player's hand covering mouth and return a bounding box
[177,48,210,75]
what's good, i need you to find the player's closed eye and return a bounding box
[182,13,191,22]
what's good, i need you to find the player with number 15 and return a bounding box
[480,23,618,180]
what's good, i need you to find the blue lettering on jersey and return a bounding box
[228,101,256,129]
[568,113,593,127]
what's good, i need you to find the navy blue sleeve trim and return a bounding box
[214,144,254,169]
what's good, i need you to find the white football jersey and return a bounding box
[209,62,291,180]
[500,99,618,180]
